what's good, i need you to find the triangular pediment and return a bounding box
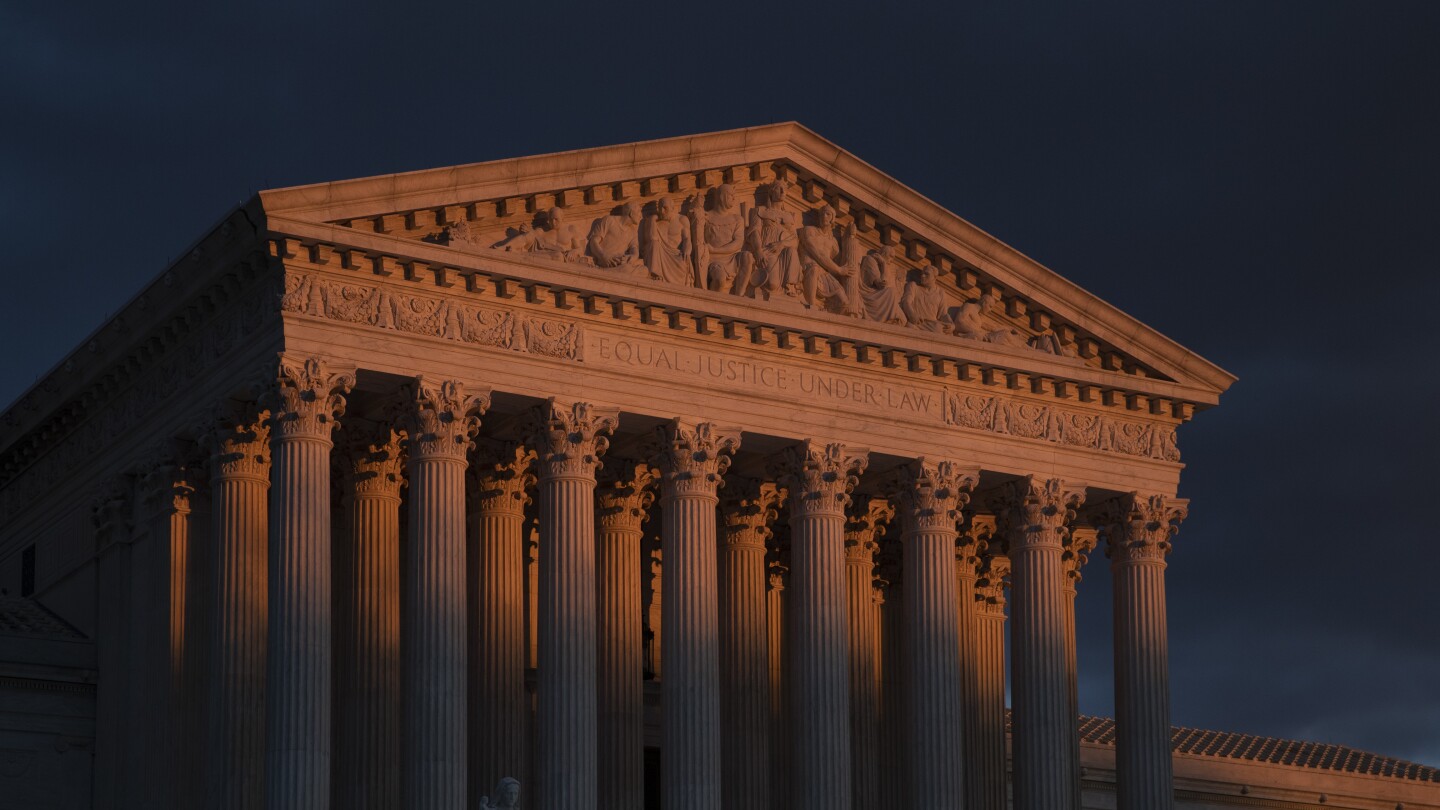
[259,123,1234,406]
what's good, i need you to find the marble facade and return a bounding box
[3,124,1424,810]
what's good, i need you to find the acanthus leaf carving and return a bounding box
[845,495,895,563]
[204,406,272,482]
[470,439,537,516]
[945,388,1181,463]
[399,377,490,462]
[772,440,868,519]
[1063,525,1099,587]
[892,457,980,535]
[595,459,660,532]
[956,513,996,576]
[992,476,1087,552]
[974,550,1012,616]
[720,478,786,550]
[651,420,741,499]
[530,400,618,481]
[342,425,405,499]
[263,355,355,441]
[1099,492,1188,564]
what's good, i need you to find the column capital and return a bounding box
[530,399,618,481]
[596,459,659,532]
[974,551,1011,618]
[92,484,134,551]
[956,513,995,576]
[891,457,979,535]
[772,440,868,519]
[205,407,272,482]
[652,420,741,499]
[992,476,1086,551]
[1100,492,1189,565]
[471,439,536,516]
[721,479,785,550]
[263,355,355,442]
[844,496,894,563]
[1063,526,1100,588]
[401,377,491,463]
[343,426,406,499]
[139,461,195,519]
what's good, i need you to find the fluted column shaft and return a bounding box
[533,400,617,810]
[777,441,866,810]
[1061,526,1098,808]
[92,492,134,810]
[206,416,271,810]
[718,480,780,809]
[469,444,536,801]
[875,545,904,808]
[1004,477,1085,810]
[844,498,891,809]
[265,357,352,810]
[969,553,1011,810]
[402,378,489,810]
[336,431,403,810]
[1106,494,1187,810]
[765,562,789,810]
[595,462,657,810]
[895,459,975,809]
[655,421,740,810]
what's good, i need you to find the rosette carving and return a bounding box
[845,496,894,562]
[773,441,868,519]
[263,356,355,441]
[974,551,1012,617]
[400,377,491,462]
[1063,526,1100,586]
[470,439,537,516]
[956,513,996,576]
[721,479,785,549]
[1099,492,1189,564]
[205,408,271,480]
[343,427,405,498]
[892,458,979,534]
[530,400,619,480]
[595,459,659,532]
[992,476,1086,551]
[652,420,741,499]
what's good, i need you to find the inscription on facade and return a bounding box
[589,335,943,420]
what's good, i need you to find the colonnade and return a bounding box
[93,355,1189,810]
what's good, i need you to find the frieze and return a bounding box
[281,272,583,362]
[944,390,1179,462]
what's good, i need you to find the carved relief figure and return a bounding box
[479,776,521,809]
[641,197,694,285]
[494,207,586,262]
[900,263,952,332]
[1030,330,1078,357]
[746,180,802,300]
[859,244,906,324]
[693,184,749,294]
[588,201,645,274]
[951,290,1000,340]
[796,204,855,313]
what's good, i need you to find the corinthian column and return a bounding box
[400,378,490,810]
[204,409,271,810]
[1103,493,1188,810]
[957,514,995,810]
[893,458,977,809]
[469,441,537,801]
[594,460,658,810]
[718,478,782,809]
[1000,476,1086,810]
[970,549,1011,810]
[774,441,867,810]
[531,400,618,810]
[264,357,353,810]
[335,427,404,810]
[765,547,789,810]
[844,496,892,809]
[1062,525,1099,807]
[653,420,741,810]
[874,537,904,808]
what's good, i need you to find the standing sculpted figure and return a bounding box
[641,196,694,285]
[692,184,750,294]
[900,263,953,332]
[478,776,521,809]
[859,244,906,324]
[797,204,856,314]
[494,207,586,262]
[588,201,645,274]
[746,179,802,300]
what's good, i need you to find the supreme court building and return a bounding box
[3,124,1438,810]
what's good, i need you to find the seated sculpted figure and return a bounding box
[493,207,586,262]
[747,180,802,300]
[588,202,645,274]
[797,204,856,313]
[900,263,953,332]
[859,244,905,324]
[951,290,1000,339]
[478,776,521,809]
[641,196,694,285]
[693,184,750,294]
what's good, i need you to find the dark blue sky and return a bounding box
[3,1,1437,764]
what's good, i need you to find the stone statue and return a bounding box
[693,185,750,294]
[900,263,952,332]
[746,180,802,300]
[797,204,855,314]
[494,207,586,262]
[986,326,1031,349]
[588,201,645,274]
[1029,330,1078,356]
[478,776,521,809]
[641,197,694,285]
[858,244,905,324]
[951,290,1000,340]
